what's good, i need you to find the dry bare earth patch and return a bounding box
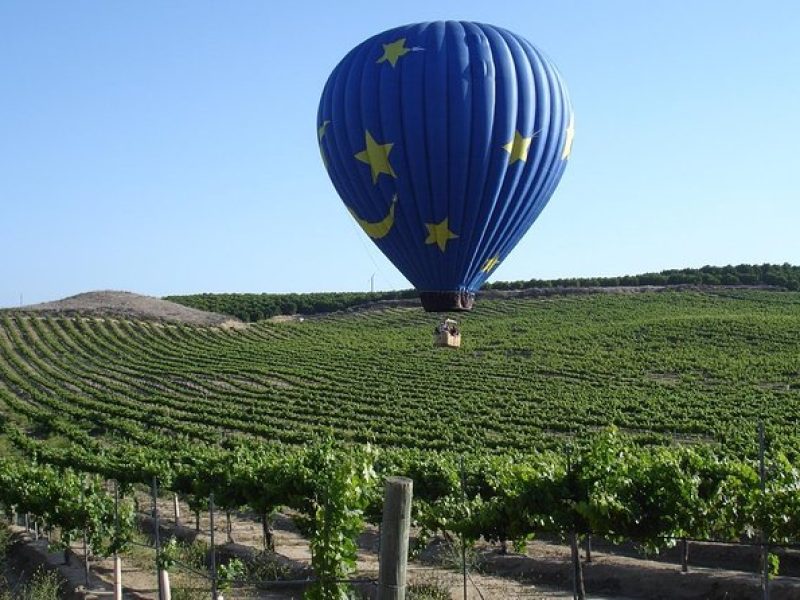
[7,291,243,328]
[130,492,573,600]
[137,493,800,600]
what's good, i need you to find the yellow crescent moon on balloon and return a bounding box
[348,195,397,240]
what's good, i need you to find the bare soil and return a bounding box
[4,291,243,328]
[133,492,800,599]
[133,492,571,599]
[10,491,800,600]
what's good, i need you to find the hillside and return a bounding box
[5,290,242,327]
[164,263,800,321]
[2,288,798,457]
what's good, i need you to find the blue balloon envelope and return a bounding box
[318,21,573,311]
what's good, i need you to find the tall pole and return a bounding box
[377,477,413,600]
[173,493,180,526]
[210,494,218,600]
[759,422,770,600]
[681,538,689,573]
[80,481,89,587]
[459,457,467,600]
[152,477,163,600]
[114,481,123,600]
[83,533,90,587]
[566,445,585,600]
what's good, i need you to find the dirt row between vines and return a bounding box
[9,488,800,599]
[128,492,571,599]
[5,497,570,600]
[132,491,800,599]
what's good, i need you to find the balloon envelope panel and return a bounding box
[318,21,573,311]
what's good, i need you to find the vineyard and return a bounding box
[2,289,800,597]
[165,263,800,321]
[4,288,798,455]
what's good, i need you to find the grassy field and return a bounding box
[1,289,799,458]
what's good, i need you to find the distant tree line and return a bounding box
[166,263,800,322]
[486,263,800,291]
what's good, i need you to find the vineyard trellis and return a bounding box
[3,426,800,598]
[1,290,799,598]
[1,291,799,457]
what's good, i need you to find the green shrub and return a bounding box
[1,568,63,600]
[408,582,451,600]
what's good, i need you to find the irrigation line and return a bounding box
[134,509,239,537]
[229,577,378,589]
[490,530,799,550]
[167,557,213,579]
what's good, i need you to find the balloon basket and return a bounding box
[433,319,461,349]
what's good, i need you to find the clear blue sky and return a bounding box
[2,1,798,307]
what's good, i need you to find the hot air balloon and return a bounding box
[318,21,574,311]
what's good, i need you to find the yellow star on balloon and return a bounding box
[503,131,533,164]
[425,218,458,252]
[562,113,575,160]
[481,255,501,273]
[377,38,411,67]
[318,120,330,142]
[318,120,331,169]
[355,131,396,184]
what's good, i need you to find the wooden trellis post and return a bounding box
[378,477,413,600]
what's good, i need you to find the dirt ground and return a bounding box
[100,491,800,599]
[10,490,800,600]
[5,291,242,327]
[129,492,572,599]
